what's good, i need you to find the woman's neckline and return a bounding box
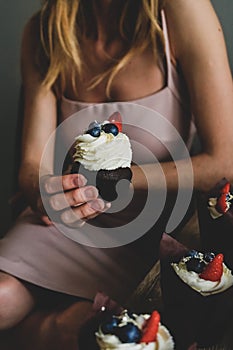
[61,10,176,107]
[61,83,169,106]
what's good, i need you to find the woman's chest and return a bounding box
[65,47,166,103]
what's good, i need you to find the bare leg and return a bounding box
[0,272,94,350]
[0,272,36,330]
[0,271,37,350]
[0,273,120,350]
[13,301,93,350]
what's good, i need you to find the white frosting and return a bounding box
[95,314,174,350]
[208,195,233,219]
[172,260,233,296]
[73,130,132,171]
[208,197,222,219]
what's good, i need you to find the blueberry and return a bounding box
[102,123,119,136]
[186,257,206,273]
[86,126,101,137]
[88,121,101,130]
[186,250,199,258]
[204,252,215,263]
[116,323,141,343]
[101,316,120,334]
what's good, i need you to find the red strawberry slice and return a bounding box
[108,111,122,132]
[220,182,230,194]
[199,253,224,282]
[139,310,160,343]
[216,194,228,213]
[114,121,122,132]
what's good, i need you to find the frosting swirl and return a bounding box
[95,313,174,350]
[73,128,132,171]
[172,257,233,296]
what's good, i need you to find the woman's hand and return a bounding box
[37,174,111,227]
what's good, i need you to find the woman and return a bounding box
[0,0,233,349]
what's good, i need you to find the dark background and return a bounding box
[0,1,232,235]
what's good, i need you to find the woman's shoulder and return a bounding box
[162,0,219,23]
[22,11,41,47]
[161,0,223,59]
[20,11,44,83]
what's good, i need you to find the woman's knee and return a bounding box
[0,272,35,329]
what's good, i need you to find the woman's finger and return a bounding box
[49,186,99,211]
[60,199,109,226]
[42,174,87,194]
[40,215,53,226]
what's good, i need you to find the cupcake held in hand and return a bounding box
[71,112,133,201]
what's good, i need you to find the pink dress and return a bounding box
[0,13,196,303]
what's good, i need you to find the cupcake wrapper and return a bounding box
[159,231,233,348]
[161,250,233,348]
[71,163,132,202]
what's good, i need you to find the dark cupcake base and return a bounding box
[71,163,132,202]
[160,251,233,349]
[197,178,233,269]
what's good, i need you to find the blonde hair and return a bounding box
[39,0,165,98]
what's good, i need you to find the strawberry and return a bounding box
[108,111,122,132]
[199,253,224,282]
[114,121,122,132]
[216,194,228,213]
[139,310,160,343]
[220,182,230,194]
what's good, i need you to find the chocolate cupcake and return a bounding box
[161,249,233,349]
[95,309,174,350]
[71,114,132,202]
[197,178,233,269]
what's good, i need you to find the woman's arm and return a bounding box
[18,17,109,226]
[133,0,233,192]
[19,16,57,214]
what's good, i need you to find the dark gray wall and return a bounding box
[0,1,232,234]
[0,1,40,234]
[211,0,233,72]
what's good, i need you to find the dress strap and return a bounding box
[161,10,173,88]
[161,10,185,105]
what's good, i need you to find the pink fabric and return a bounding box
[60,11,196,156]
[0,12,196,302]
